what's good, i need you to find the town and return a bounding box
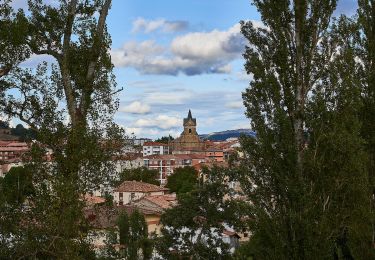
[1,0,374,259]
[0,110,247,256]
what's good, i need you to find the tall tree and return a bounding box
[357,0,375,246]
[240,0,373,258]
[158,166,243,259]
[166,166,198,194]
[0,0,124,258]
[118,167,159,186]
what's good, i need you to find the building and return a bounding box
[84,204,163,250]
[0,141,29,162]
[114,153,144,173]
[143,154,207,184]
[142,141,170,156]
[113,180,169,205]
[172,110,205,152]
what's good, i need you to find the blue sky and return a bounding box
[106,0,357,139]
[10,0,358,139]
[108,0,259,139]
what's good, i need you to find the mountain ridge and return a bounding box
[200,129,255,141]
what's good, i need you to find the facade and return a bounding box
[0,141,29,162]
[143,154,206,184]
[172,110,205,152]
[113,180,169,205]
[142,141,170,156]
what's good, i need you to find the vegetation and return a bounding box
[158,166,244,259]
[0,166,34,205]
[166,166,198,194]
[0,0,125,258]
[1,0,374,259]
[238,0,374,258]
[118,210,153,260]
[119,167,159,186]
[154,135,174,144]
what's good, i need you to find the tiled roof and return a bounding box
[114,180,169,193]
[83,194,106,206]
[143,141,168,146]
[143,194,177,209]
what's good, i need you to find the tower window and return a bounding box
[189,128,192,133]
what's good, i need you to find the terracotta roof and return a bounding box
[143,141,168,146]
[114,180,169,193]
[142,194,177,209]
[83,194,106,206]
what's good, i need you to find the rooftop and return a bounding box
[114,180,169,193]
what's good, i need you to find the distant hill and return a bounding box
[200,129,256,141]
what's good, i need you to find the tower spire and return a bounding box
[188,109,192,119]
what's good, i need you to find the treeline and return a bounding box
[0,121,36,141]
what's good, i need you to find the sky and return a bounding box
[10,0,358,139]
[106,0,357,139]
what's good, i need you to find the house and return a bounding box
[113,180,169,205]
[84,204,163,249]
[114,153,144,172]
[132,194,177,212]
[142,141,170,156]
[143,154,207,184]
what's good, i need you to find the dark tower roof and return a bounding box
[183,109,196,125]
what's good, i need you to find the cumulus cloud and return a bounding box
[132,17,189,33]
[111,23,248,76]
[133,115,180,130]
[120,101,151,114]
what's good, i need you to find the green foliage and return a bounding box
[118,211,130,246]
[119,167,159,186]
[1,166,34,205]
[239,0,374,259]
[166,166,198,194]
[158,166,243,259]
[0,0,125,258]
[10,124,37,141]
[117,210,151,260]
[154,135,174,144]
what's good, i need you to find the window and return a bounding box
[130,192,135,201]
[189,128,192,133]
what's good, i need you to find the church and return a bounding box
[171,110,205,154]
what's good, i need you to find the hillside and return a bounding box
[200,129,256,141]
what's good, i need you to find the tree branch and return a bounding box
[60,0,78,126]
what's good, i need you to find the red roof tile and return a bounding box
[114,180,169,193]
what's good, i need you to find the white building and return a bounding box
[142,142,170,156]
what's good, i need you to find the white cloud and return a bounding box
[144,91,192,105]
[132,17,188,33]
[133,115,180,130]
[111,23,248,76]
[120,101,151,114]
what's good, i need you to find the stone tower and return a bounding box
[172,110,204,152]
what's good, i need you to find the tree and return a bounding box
[154,135,174,144]
[1,166,34,204]
[166,166,198,194]
[117,210,152,260]
[0,0,125,258]
[119,167,159,186]
[10,123,36,141]
[158,166,243,259]
[239,0,373,258]
[356,0,375,246]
